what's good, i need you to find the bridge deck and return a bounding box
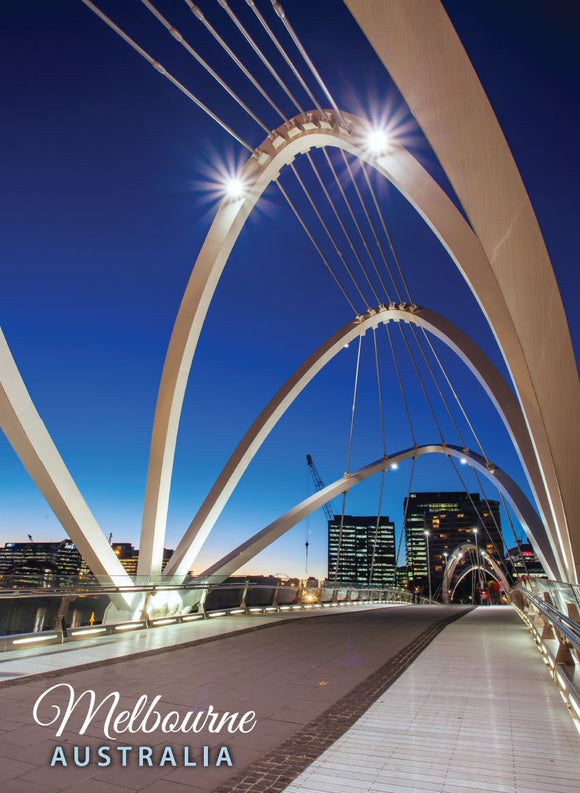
[0,605,576,792]
[285,607,580,793]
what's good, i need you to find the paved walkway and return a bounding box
[0,602,394,682]
[0,604,456,792]
[283,607,580,793]
[0,606,576,793]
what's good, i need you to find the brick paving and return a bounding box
[0,605,466,792]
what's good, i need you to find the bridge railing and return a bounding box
[0,580,417,652]
[511,581,580,728]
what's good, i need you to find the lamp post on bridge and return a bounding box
[424,530,432,602]
[473,527,484,603]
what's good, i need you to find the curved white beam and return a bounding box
[163,304,561,579]
[441,542,510,604]
[0,329,133,606]
[140,109,571,580]
[448,566,503,603]
[345,0,579,579]
[200,444,559,584]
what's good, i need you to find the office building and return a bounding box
[0,540,92,587]
[328,514,396,587]
[404,492,503,595]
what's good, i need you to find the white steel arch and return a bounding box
[0,329,133,606]
[163,304,561,580]
[199,444,557,583]
[441,542,510,604]
[139,109,573,582]
[346,0,579,583]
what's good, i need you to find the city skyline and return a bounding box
[1,0,578,580]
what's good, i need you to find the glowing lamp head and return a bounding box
[367,128,390,155]
[390,462,398,471]
[226,177,245,199]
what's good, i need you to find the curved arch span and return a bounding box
[139,109,571,581]
[163,304,557,579]
[199,444,557,583]
[448,566,501,603]
[441,542,510,604]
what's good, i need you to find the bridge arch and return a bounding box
[163,304,559,580]
[199,444,558,583]
[441,542,511,604]
[139,109,572,582]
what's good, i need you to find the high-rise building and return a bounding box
[506,543,546,579]
[404,492,503,595]
[328,515,396,587]
[0,540,93,587]
[0,540,174,587]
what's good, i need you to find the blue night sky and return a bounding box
[1,0,578,579]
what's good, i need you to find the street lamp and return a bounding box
[473,527,484,601]
[424,530,432,602]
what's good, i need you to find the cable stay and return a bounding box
[273,179,359,313]
[185,1,287,124]
[81,0,255,152]
[288,164,371,310]
[218,0,308,118]
[270,1,347,127]
[333,334,363,584]
[140,0,270,134]
[245,0,329,120]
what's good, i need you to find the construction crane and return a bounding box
[305,454,336,575]
[306,454,336,521]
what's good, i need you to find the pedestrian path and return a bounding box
[283,607,580,793]
[0,602,396,683]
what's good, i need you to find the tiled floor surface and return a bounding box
[283,607,580,793]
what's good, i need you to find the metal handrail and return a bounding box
[511,582,580,730]
[517,586,580,649]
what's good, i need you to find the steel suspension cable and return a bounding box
[368,470,386,586]
[289,163,370,309]
[418,329,490,460]
[274,180,358,313]
[322,150,383,305]
[384,324,417,447]
[185,1,287,123]
[470,466,519,575]
[397,324,446,443]
[372,327,387,458]
[218,0,307,117]
[408,327,467,447]
[407,328,512,571]
[395,457,417,570]
[361,162,413,304]
[374,196,513,574]
[81,0,254,152]
[270,1,347,127]
[334,335,363,583]
[245,0,329,120]
[141,0,270,134]
[497,490,530,576]
[303,152,382,306]
[339,150,394,303]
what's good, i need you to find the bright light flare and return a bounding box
[366,127,390,155]
[390,463,398,470]
[225,177,246,199]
